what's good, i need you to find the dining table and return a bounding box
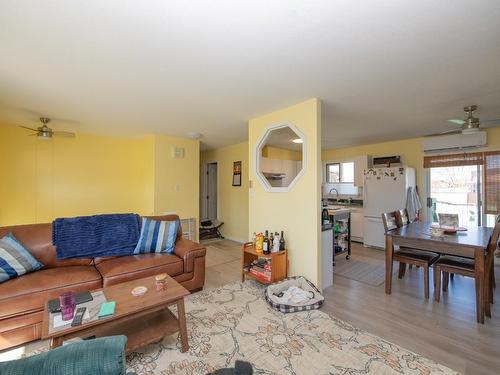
[385,221,493,323]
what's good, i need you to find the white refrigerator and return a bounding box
[363,167,416,248]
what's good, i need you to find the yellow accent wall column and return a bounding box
[248,98,322,286]
[154,135,200,224]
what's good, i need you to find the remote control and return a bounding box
[71,307,86,327]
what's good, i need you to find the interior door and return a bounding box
[207,162,218,220]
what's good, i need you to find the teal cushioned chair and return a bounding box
[0,335,135,375]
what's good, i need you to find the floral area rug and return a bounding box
[126,281,459,375]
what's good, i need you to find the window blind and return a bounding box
[484,151,500,215]
[423,152,484,168]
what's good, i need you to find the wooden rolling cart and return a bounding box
[241,242,288,284]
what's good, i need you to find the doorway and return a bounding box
[427,165,482,227]
[201,162,218,221]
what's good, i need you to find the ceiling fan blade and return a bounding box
[425,129,462,137]
[18,125,39,132]
[447,119,465,125]
[52,131,76,138]
[481,118,500,123]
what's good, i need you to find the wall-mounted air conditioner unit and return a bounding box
[422,131,487,153]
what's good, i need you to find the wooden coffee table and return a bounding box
[41,274,190,353]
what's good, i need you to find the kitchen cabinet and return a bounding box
[261,157,301,187]
[350,208,364,242]
[261,157,282,173]
[353,155,369,187]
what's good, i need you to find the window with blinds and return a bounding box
[484,151,500,215]
[423,152,484,168]
[423,151,500,215]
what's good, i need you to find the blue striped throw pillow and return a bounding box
[0,233,44,283]
[133,218,180,254]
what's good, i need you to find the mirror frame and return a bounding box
[254,122,307,193]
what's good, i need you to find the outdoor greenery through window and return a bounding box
[326,162,354,183]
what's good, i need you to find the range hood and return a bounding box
[263,172,286,180]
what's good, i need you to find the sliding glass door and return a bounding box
[427,165,482,227]
[425,151,500,228]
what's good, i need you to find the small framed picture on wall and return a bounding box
[232,161,242,186]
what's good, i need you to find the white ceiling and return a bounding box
[1,1,500,150]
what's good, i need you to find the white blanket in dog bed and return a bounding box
[264,276,324,313]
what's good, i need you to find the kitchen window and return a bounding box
[326,162,354,183]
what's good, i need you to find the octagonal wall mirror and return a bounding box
[255,123,306,192]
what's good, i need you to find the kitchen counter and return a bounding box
[325,206,351,216]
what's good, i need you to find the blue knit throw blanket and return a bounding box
[52,213,141,259]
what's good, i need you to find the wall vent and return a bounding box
[172,147,185,159]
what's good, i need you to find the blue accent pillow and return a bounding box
[0,233,44,283]
[133,218,180,254]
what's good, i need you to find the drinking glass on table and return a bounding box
[59,292,76,321]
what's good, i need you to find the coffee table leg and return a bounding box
[50,336,63,349]
[177,298,189,352]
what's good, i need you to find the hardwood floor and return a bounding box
[205,239,500,375]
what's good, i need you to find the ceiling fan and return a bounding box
[427,105,500,137]
[19,117,76,139]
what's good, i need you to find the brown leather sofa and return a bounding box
[0,214,206,350]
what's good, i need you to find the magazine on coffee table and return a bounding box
[48,291,107,334]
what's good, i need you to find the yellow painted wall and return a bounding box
[249,98,322,285]
[322,127,500,219]
[154,135,200,224]
[201,142,249,241]
[0,124,199,227]
[262,146,302,161]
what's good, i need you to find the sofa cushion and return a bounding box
[0,335,128,375]
[0,233,44,283]
[0,223,93,268]
[0,266,101,320]
[96,253,184,287]
[133,217,179,254]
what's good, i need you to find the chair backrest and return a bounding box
[396,208,410,227]
[486,215,500,260]
[381,211,399,232]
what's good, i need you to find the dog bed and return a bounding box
[264,276,324,313]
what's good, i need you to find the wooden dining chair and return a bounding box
[382,211,440,299]
[395,208,410,227]
[434,216,500,318]
[395,208,419,269]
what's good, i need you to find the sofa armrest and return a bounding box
[174,238,206,273]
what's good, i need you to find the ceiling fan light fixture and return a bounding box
[37,132,51,140]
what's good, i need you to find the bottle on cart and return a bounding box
[269,232,274,249]
[272,232,280,252]
[263,230,269,254]
[279,231,285,251]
